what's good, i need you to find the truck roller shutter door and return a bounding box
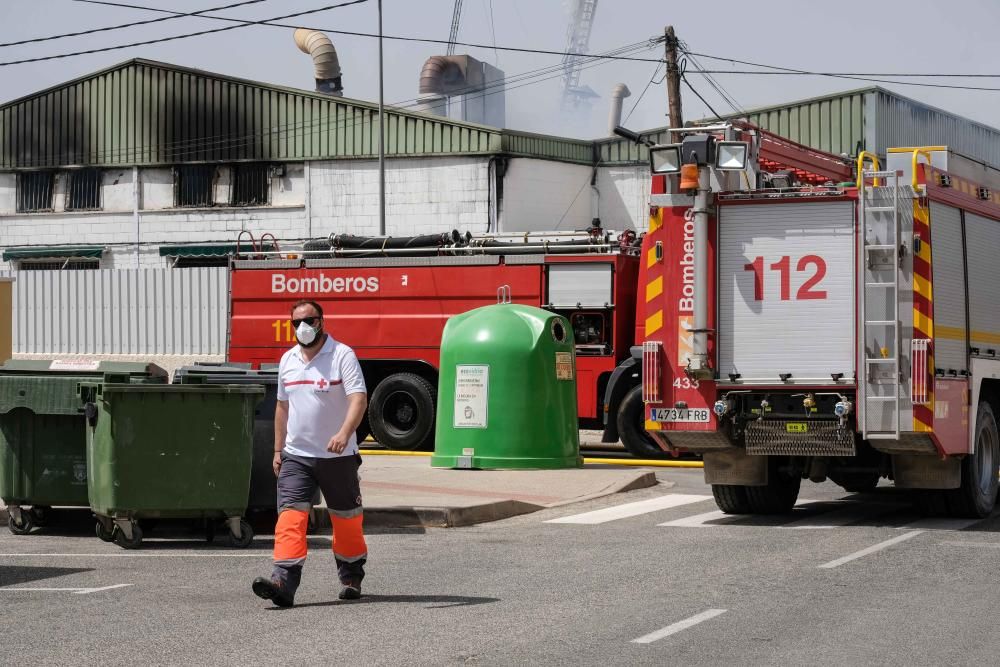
[929,203,967,374]
[965,212,1000,357]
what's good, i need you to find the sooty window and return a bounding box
[19,258,99,271]
[231,164,270,206]
[175,165,215,207]
[16,172,54,212]
[66,169,102,211]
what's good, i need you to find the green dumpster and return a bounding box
[0,360,166,535]
[431,303,582,469]
[82,383,263,549]
[174,364,287,512]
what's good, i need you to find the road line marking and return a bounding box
[940,541,1000,549]
[545,494,711,525]
[0,553,268,558]
[631,609,728,644]
[657,509,730,528]
[75,584,133,594]
[783,502,898,530]
[0,584,132,594]
[818,530,924,569]
[900,517,982,531]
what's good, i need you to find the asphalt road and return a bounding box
[3,469,1000,666]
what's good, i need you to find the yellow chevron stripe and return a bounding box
[913,417,933,433]
[645,419,662,431]
[915,238,931,264]
[646,276,663,302]
[645,309,663,335]
[913,312,934,340]
[646,247,657,269]
[649,208,662,233]
[913,273,933,301]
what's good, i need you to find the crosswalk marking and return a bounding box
[783,502,901,530]
[900,517,983,531]
[545,493,711,525]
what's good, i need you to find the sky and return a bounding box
[3,0,1000,140]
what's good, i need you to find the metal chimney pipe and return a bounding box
[607,83,632,136]
[294,28,343,96]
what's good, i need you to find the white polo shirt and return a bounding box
[277,335,367,459]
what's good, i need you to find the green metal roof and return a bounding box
[0,59,594,169]
[3,245,105,260]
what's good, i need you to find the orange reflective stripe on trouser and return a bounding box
[331,513,367,562]
[274,508,309,566]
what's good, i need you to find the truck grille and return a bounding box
[744,419,856,456]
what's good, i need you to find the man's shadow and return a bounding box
[268,593,500,610]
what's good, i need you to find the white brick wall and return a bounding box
[310,157,491,237]
[596,165,649,232]
[500,158,593,232]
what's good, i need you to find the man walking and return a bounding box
[252,299,368,608]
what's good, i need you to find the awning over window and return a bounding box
[159,243,238,258]
[3,245,105,261]
[159,242,275,258]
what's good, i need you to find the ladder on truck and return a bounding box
[859,169,903,440]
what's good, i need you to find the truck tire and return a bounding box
[946,401,999,518]
[617,385,670,459]
[369,373,436,451]
[744,459,800,514]
[712,485,751,514]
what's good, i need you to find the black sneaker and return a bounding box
[338,582,362,600]
[252,577,295,608]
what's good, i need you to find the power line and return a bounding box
[0,0,373,67]
[0,0,268,48]
[681,75,723,121]
[622,61,663,125]
[681,51,1000,92]
[63,0,665,64]
[679,44,745,116]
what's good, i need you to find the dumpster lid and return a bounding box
[174,364,278,383]
[0,359,167,377]
[99,383,266,395]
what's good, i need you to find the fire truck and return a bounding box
[612,120,1000,518]
[227,230,640,451]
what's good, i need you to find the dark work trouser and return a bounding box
[272,451,367,593]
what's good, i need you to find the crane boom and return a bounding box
[446,0,464,56]
[561,0,599,109]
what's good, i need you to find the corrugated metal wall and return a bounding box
[0,59,600,169]
[744,91,866,157]
[873,89,1000,167]
[3,268,228,355]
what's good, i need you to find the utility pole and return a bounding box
[377,0,386,236]
[664,26,683,136]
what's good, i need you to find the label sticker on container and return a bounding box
[454,365,489,429]
[462,448,475,456]
[555,352,574,381]
[49,359,101,372]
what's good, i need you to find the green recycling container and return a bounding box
[0,360,166,535]
[431,304,582,469]
[83,383,263,549]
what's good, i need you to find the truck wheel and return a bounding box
[947,401,999,518]
[617,385,670,459]
[745,459,800,514]
[369,373,436,451]
[356,412,371,445]
[712,485,751,514]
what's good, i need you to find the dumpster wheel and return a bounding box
[114,522,143,550]
[95,519,115,543]
[229,518,254,548]
[7,511,33,536]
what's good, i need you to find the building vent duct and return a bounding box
[294,28,343,96]
[607,83,631,136]
[416,55,505,127]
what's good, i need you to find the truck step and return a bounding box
[865,244,897,251]
[865,282,896,288]
[865,206,896,212]
[865,396,899,402]
[864,320,897,326]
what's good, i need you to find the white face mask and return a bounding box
[296,321,318,346]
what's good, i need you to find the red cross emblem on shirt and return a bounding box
[317,378,329,389]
